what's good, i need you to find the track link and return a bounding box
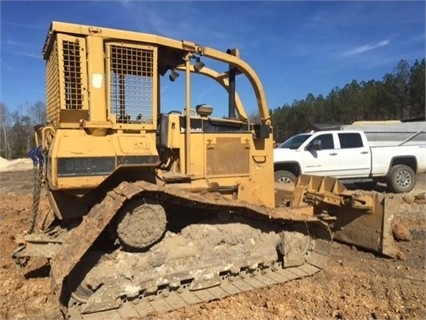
[68,261,324,320]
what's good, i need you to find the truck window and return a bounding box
[338,133,363,148]
[277,133,311,149]
[308,134,334,150]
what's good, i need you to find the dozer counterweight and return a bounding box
[12,21,400,319]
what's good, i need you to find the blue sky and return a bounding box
[1,1,425,118]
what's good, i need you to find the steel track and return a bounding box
[47,180,331,319]
[68,259,326,320]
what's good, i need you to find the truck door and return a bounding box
[337,132,371,177]
[302,133,340,177]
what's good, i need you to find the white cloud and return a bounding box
[343,40,390,56]
[1,39,40,58]
[118,0,131,7]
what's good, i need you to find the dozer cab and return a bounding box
[13,21,400,319]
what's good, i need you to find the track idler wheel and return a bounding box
[116,198,167,251]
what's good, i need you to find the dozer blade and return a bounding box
[327,194,401,258]
[279,175,401,258]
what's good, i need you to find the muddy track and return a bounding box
[46,180,332,318]
[69,261,324,320]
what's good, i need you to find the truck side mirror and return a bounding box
[313,140,322,150]
[307,140,322,151]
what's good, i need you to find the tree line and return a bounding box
[271,59,425,142]
[0,59,424,159]
[0,102,46,160]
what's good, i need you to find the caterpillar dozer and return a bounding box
[12,21,401,319]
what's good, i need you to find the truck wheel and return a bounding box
[274,170,296,184]
[386,164,416,193]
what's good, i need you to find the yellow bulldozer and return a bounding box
[13,21,400,319]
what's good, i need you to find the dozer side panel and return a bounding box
[169,115,275,208]
[203,131,275,208]
[205,135,250,176]
[250,130,275,207]
[47,130,159,190]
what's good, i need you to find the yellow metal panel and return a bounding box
[205,136,250,176]
[57,176,107,190]
[56,131,114,157]
[49,130,115,189]
[115,135,157,156]
[178,133,204,176]
[86,36,106,122]
[163,114,181,148]
[247,135,275,208]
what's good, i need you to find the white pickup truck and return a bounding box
[273,130,426,193]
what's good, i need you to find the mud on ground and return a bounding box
[0,170,425,320]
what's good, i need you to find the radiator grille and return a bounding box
[109,45,154,124]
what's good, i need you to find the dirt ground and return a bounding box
[0,170,425,320]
